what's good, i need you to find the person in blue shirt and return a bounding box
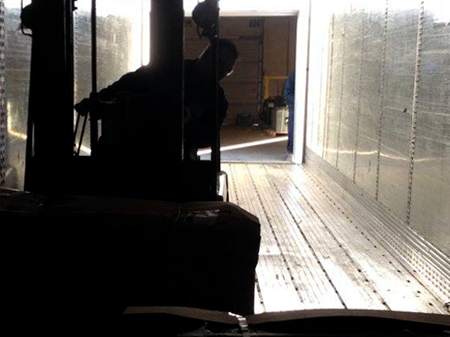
[283,71,295,155]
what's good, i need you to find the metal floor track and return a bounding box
[223,163,449,315]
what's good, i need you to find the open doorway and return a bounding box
[184,16,297,163]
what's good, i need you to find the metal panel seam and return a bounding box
[375,0,390,201]
[322,14,335,160]
[406,0,425,227]
[353,8,366,183]
[335,13,346,169]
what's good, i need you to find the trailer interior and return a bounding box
[1,0,449,335]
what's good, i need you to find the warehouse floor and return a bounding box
[199,125,290,162]
[223,163,449,315]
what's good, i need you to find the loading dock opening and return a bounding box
[184,15,297,162]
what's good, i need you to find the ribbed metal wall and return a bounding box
[1,1,146,186]
[74,0,144,153]
[307,0,450,257]
[410,0,450,255]
[2,1,32,190]
[0,0,6,186]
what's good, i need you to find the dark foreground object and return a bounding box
[1,189,260,330]
[120,307,450,337]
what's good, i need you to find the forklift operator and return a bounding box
[75,38,238,160]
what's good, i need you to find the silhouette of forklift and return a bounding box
[25,0,235,202]
[1,0,261,332]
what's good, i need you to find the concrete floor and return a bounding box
[200,125,291,162]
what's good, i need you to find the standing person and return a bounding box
[75,39,238,160]
[283,71,295,157]
[183,39,238,159]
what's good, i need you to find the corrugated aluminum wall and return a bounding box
[2,0,32,190]
[74,0,149,154]
[2,0,148,187]
[0,0,5,186]
[306,0,450,257]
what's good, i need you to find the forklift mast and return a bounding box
[25,0,75,194]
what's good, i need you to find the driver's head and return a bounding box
[198,38,239,81]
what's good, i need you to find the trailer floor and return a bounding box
[223,163,448,315]
[200,125,290,162]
